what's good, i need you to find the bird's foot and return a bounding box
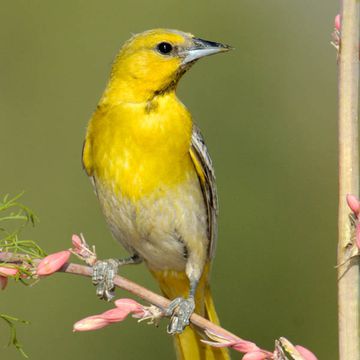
[165,297,195,334]
[92,259,119,301]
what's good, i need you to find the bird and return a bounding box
[82,29,231,359]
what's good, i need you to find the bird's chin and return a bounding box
[153,65,194,96]
[180,59,197,71]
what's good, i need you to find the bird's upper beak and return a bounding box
[181,37,232,65]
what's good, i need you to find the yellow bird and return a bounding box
[83,29,231,359]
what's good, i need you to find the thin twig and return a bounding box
[0,252,242,343]
[337,1,360,359]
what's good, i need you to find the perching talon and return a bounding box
[92,259,119,301]
[166,297,195,334]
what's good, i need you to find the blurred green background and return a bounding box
[1,0,339,359]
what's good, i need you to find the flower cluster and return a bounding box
[73,298,147,331]
[36,233,98,277]
[0,233,93,289]
[1,233,318,359]
[201,330,317,360]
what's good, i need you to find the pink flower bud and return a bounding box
[0,276,8,290]
[335,14,341,31]
[295,345,318,360]
[232,340,260,353]
[242,351,268,360]
[346,194,360,215]
[72,234,82,250]
[73,315,109,332]
[100,308,130,323]
[36,250,71,276]
[114,298,145,316]
[0,267,19,277]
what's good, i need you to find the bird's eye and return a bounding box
[157,42,173,55]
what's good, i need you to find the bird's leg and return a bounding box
[92,254,142,301]
[166,278,198,334]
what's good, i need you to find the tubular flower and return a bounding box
[100,308,134,323]
[0,266,19,277]
[36,250,71,276]
[346,194,360,215]
[71,234,97,266]
[202,329,266,355]
[334,14,341,32]
[114,298,146,317]
[242,351,269,360]
[73,316,109,332]
[71,234,83,250]
[73,298,146,332]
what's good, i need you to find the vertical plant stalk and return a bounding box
[338,1,360,359]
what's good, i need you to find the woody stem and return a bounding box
[337,1,360,359]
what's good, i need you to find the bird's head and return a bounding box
[105,29,232,102]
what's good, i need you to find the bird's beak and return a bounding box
[181,37,232,65]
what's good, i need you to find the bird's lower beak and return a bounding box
[181,37,232,65]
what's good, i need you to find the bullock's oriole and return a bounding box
[83,29,231,359]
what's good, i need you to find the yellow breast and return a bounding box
[83,92,194,200]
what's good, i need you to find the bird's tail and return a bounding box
[151,265,230,360]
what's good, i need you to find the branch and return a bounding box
[0,250,317,359]
[337,1,360,359]
[0,251,240,343]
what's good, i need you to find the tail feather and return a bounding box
[151,267,230,360]
[204,285,221,325]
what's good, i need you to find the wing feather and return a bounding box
[189,124,218,259]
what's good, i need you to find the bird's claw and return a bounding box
[166,297,195,334]
[92,259,119,301]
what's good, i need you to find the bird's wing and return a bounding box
[189,124,218,259]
